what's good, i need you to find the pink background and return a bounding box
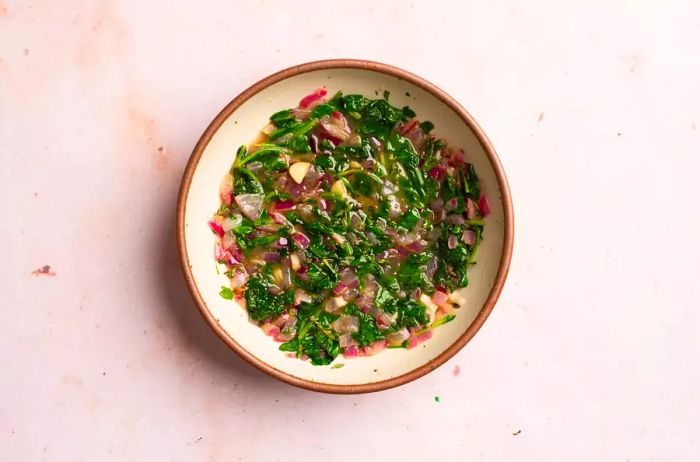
[1,1,699,460]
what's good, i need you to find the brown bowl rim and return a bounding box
[176,59,514,394]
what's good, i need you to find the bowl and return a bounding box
[177,59,513,393]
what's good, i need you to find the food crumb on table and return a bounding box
[31,265,56,276]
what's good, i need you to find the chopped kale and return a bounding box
[346,304,386,347]
[245,272,294,321]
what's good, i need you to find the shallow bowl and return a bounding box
[177,59,513,393]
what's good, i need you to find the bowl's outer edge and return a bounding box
[176,59,514,394]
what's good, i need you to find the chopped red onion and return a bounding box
[366,232,379,246]
[255,224,279,234]
[343,345,359,357]
[375,249,399,261]
[274,175,288,190]
[428,166,445,180]
[214,243,227,261]
[462,229,476,246]
[416,329,433,342]
[362,274,379,297]
[432,290,449,306]
[332,315,359,334]
[208,219,224,237]
[448,235,458,249]
[294,289,313,306]
[234,193,264,220]
[261,323,280,337]
[219,174,233,205]
[387,197,402,218]
[221,215,242,232]
[430,198,444,212]
[446,197,458,211]
[270,212,287,225]
[386,328,410,346]
[382,180,398,196]
[406,239,427,253]
[309,133,320,153]
[320,121,350,142]
[271,312,289,328]
[342,288,358,301]
[332,283,348,296]
[478,194,491,217]
[349,212,363,230]
[246,161,263,174]
[319,199,329,212]
[446,214,465,225]
[284,315,298,330]
[273,199,296,211]
[286,182,307,200]
[292,232,310,249]
[341,273,359,289]
[426,255,438,279]
[370,136,382,150]
[466,198,477,220]
[297,204,314,221]
[339,334,357,348]
[375,312,392,329]
[360,340,387,356]
[405,125,426,150]
[299,87,327,109]
[230,267,248,289]
[262,252,280,263]
[399,119,418,135]
[302,167,321,189]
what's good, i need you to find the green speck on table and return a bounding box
[434,396,441,403]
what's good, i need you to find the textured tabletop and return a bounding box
[1,1,699,460]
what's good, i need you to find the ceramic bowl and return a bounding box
[177,59,513,393]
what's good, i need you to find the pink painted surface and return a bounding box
[1,1,699,460]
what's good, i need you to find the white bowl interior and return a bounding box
[183,67,506,386]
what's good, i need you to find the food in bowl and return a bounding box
[208,88,490,365]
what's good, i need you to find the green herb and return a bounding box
[219,286,233,300]
[310,103,336,119]
[357,99,406,136]
[346,304,386,347]
[269,109,295,128]
[269,119,316,140]
[391,299,430,328]
[431,314,456,328]
[397,252,435,292]
[244,272,293,321]
[232,167,263,195]
[465,163,479,200]
[280,303,340,365]
[297,261,337,292]
[419,121,435,133]
[237,144,287,167]
[398,207,421,230]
